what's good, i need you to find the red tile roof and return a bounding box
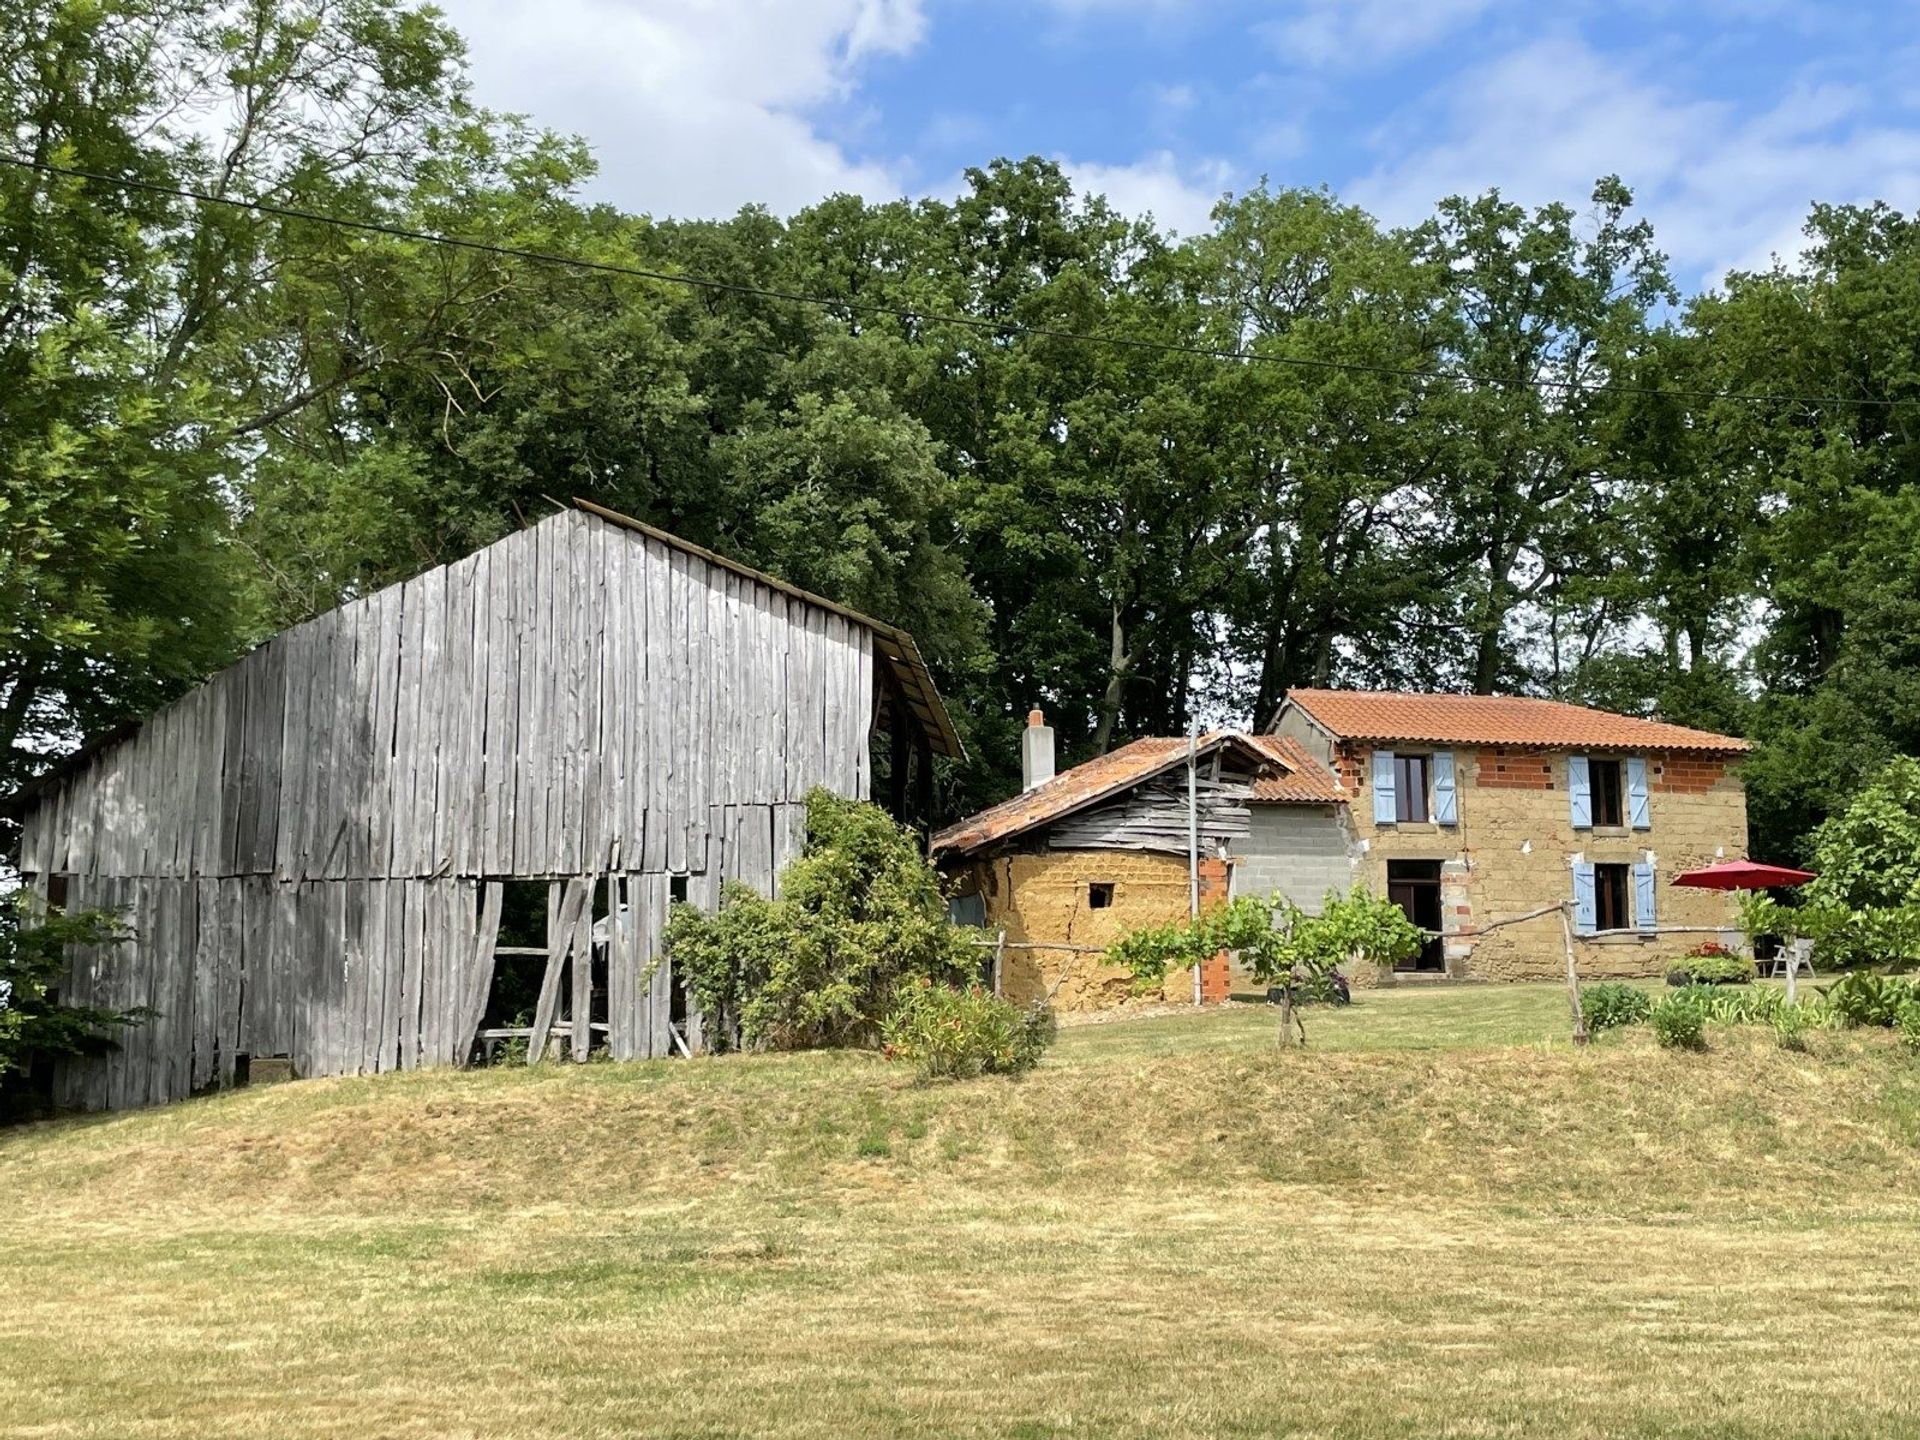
[931,730,1343,858]
[1280,688,1750,754]
[1242,733,1347,803]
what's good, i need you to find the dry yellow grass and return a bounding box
[4,984,1919,1438]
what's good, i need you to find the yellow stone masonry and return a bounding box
[1345,745,1748,983]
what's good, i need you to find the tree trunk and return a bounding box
[0,654,46,758]
[1091,599,1131,755]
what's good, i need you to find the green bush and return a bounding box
[1802,758,1920,970]
[1666,946,1755,986]
[1582,982,1652,1031]
[1650,994,1707,1050]
[1,901,144,1080]
[1822,971,1917,1029]
[881,979,1056,1080]
[662,790,974,1052]
[1899,1002,1920,1054]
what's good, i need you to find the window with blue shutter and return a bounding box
[1572,861,1597,934]
[1432,751,1458,824]
[1627,757,1651,830]
[1568,755,1593,829]
[1372,749,1397,825]
[1633,861,1657,932]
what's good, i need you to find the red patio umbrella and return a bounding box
[1670,860,1816,890]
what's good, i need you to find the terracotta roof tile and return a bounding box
[1280,688,1749,754]
[932,730,1344,858]
[1242,733,1347,803]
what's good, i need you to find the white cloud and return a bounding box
[1348,36,1920,288]
[1257,0,1498,69]
[439,0,925,217]
[1066,150,1235,236]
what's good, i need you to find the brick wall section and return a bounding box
[1342,742,1748,983]
[1476,746,1557,790]
[1654,756,1728,795]
[959,848,1231,1012]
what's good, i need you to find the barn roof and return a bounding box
[931,729,1342,859]
[1277,688,1749,755]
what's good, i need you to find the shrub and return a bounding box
[1,901,144,1082]
[1649,994,1707,1050]
[1822,971,1917,1029]
[1666,951,1756,986]
[1899,1001,1920,1054]
[663,791,974,1052]
[1692,984,1785,1026]
[1803,758,1920,970]
[1582,982,1651,1031]
[881,979,1056,1080]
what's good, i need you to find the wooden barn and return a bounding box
[8,500,960,1111]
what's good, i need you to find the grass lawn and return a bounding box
[5,982,1920,1438]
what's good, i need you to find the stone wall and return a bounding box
[957,849,1230,1011]
[1339,743,1749,982]
[1235,804,1353,914]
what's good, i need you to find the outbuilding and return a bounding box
[9,500,959,1109]
[931,714,1346,1011]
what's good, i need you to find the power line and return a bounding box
[1,151,1903,412]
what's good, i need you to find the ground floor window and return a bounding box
[1087,882,1115,910]
[1593,862,1631,932]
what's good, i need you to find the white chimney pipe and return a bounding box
[1021,709,1055,791]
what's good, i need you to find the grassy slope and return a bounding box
[5,985,1920,1439]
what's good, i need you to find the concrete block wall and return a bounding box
[1234,804,1354,914]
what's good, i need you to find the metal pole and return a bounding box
[1188,720,1201,1006]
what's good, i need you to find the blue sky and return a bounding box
[441,0,1920,290]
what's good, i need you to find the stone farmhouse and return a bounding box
[934,690,1752,1008]
[1270,689,1751,982]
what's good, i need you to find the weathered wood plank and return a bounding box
[453,879,503,1067]
[528,878,588,1065]
[571,874,595,1061]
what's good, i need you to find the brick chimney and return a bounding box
[1021,708,1055,792]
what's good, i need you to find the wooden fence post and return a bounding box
[1559,902,1589,1046]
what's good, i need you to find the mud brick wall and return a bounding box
[961,849,1230,1011]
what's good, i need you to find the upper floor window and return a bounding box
[1570,754,1650,831]
[1373,749,1458,825]
[1588,758,1624,827]
[1394,753,1430,823]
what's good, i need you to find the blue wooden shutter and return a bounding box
[1432,750,1458,824]
[1373,750,1398,824]
[1568,755,1593,829]
[1627,757,1651,830]
[1633,861,1657,932]
[1572,862,1597,935]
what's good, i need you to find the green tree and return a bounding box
[1414,178,1673,694]
[3,0,578,814]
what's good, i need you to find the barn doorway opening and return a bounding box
[1386,860,1446,972]
[479,880,552,1042]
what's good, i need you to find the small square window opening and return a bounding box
[1088,883,1115,910]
